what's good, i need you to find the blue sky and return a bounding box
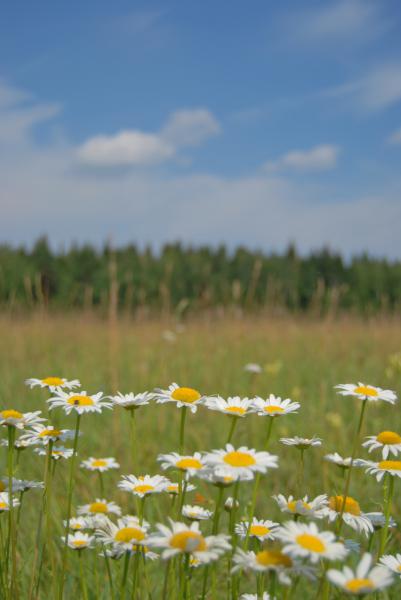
[1,0,401,257]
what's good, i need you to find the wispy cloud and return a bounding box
[264,145,339,173]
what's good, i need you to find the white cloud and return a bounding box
[264,145,339,173]
[388,127,401,145]
[161,108,221,147]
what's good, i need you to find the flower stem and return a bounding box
[7,426,18,599]
[102,544,115,600]
[378,473,394,558]
[130,409,137,471]
[226,416,238,444]
[98,472,105,497]
[78,552,89,600]
[120,551,130,600]
[179,408,187,455]
[201,486,225,600]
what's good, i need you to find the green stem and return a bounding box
[103,544,115,600]
[378,474,394,558]
[201,486,225,600]
[162,561,171,600]
[179,408,187,455]
[7,426,18,600]
[98,471,105,497]
[130,409,137,471]
[78,552,89,600]
[226,416,238,444]
[120,551,130,600]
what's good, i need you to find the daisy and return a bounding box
[252,394,300,417]
[0,409,44,429]
[196,465,252,485]
[0,437,32,451]
[235,518,279,541]
[20,424,77,445]
[96,516,150,550]
[109,392,153,410]
[224,497,240,512]
[203,444,278,479]
[244,363,263,374]
[273,494,328,520]
[323,496,373,536]
[118,474,168,497]
[232,548,293,574]
[327,553,393,595]
[64,517,90,531]
[276,521,348,564]
[182,505,212,521]
[34,446,73,461]
[240,595,272,600]
[158,453,205,477]
[47,390,113,415]
[0,478,44,493]
[148,519,230,563]
[280,436,322,449]
[324,453,352,469]
[204,396,254,418]
[26,377,80,392]
[78,499,121,517]
[165,481,196,496]
[61,532,94,550]
[379,553,401,577]
[356,459,401,481]
[81,457,120,472]
[335,383,397,405]
[363,431,401,459]
[0,492,20,511]
[154,383,206,413]
[365,512,397,531]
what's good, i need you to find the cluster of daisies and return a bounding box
[0,376,400,599]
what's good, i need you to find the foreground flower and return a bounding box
[232,548,292,575]
[154,383,206,413]
[203,444,278,479]
[324,452,352,469]
[20,424,77,445]
[273,494,327,519]
[276,521,347,564]
[61,532,95,550]
[356,459,401,482]
[182,505,212,521]
[235,518,279,541]
[0,492,20,511]
[252,394,300,417]
[34,446,73,460]
[280,436,322,449]
[379,553,401,577]
[324,496,373,536]
[0,409,44,429]
[26,376,80,391]
[363,431,401,459]
[47,390,113,415]
[158,452,205,477]
[97,516,149,550]
[365,512,397,531]
[149,520,230,563]
[204,396,254,417]
[80,457,120,472]
[196,465,251,485]
[335,383,397,404]
[118,474,168,497]
[78,499,121,517]
[327,553,393,595]
[109,392,152,410]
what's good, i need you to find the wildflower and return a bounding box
[204,396,254,418]
[80,457,120,472]
[64,517,90,531]
[0,438,32,451]
[335,383,397,405]
[276,521,347,564]
[97,516,149,550]
[280,436,322,449]
[20,424,77,445]
[365,512,397,531]
[0,477,44,493]
[327,553,393,595]
[78,499,121,517]
[148,519,230,563]
[47,390,113,415]
[0,409,44,429]
[118,474,168,497]
[244,363,263,374]
[197,465,252,485]
[154,383,206,413]
[34,446,73,460]
[109,392,152,410]
[323,496,373,536]
[203,444,278,479]
[363,431,401,459]
[240,595,272,600]
[232,548,292,574]
[182,505,212,521]
[324,453,352,469]
[165,481,196,495]
[0,492,20,511]
[61,532,94,550]
[26,377,80,391]
[252,394,300,417]
[273,494,327,520]
[158,452,205,477]
[224,497,240,512]
[379,553,401,577]
[356,459,401,482]
[235,518,279,541]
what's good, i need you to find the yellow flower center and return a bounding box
[133,484,154,494]
[167,484,179,494]
[0,502,8,510]
[170,531,206,552]
[67,395,94,406]
[115,527,145,543]
[42,377,65,386]
[39,428,62,438]
[256,550,292,568]
[296,533,325,553]
[378,460,401,471]
[264,406,284,414]
[176,458,203,470]
[1,409,23,420]
[171,387,201,404]
[354,385,378,397]
[250,525,270,537]
[72,523,83,530]
[377,431,401,445]
[89,502,108,513]
[92,459,108,467]
[72,540,87,548]
[287,500,311,512]
[345,578,374,593]
[225,406,246,415]
[223,451,256,467]
[329,496,361,516]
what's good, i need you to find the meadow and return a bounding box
[0,312,400,598]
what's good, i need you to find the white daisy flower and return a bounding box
[26,376,80,392]
[357,458,401,482]
[148,519,230,563]
[182,505,212,521]
[109,392,153,410]
[273,494,328,520]
[280,436,322,449]
[96,516,150,550]
[20,424,77,446]
[64,517,90,531]
[158,453,205,477]
[327,553,393,595]
[224,497,240,512]
[61,532,95,550]
[323,496,373,536]
[241,594,272,600]
[203,444,278,479]
[235,518,279,541]
[365,512,397,531]
[0,437,32,451]
[363,431,401,459]
[78,499,121,517]
[196,465,252,485]
[343,539,361,554]
[101,544,158,560]
[324,453,352,469]
[0,492,20,511]
[204,396,254,418]
[118,474,169,497]
[47,390,113,415]
[80,457,120,472]
[252,394,300,417]
[0,477,44,493]
[232,547,293,574]
[154,383,206,413]
[379,553,401,576]
[0,409,44,429]
[244,363,263,374]
[34,446,73,460]
[165,481,196,496]
[335,383,397,405]
[276,521,348,564]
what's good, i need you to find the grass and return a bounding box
[0,312,400,598]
